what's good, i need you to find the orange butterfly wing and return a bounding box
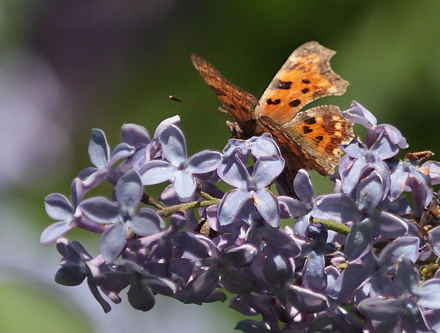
[190,53,258,136]
[260,105,353,175]
[255,41,349,123]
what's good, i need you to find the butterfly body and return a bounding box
[190,41,354,181]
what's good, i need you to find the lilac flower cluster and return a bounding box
[42,101,440,332]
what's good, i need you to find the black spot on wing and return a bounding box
[267,98,281,105]
[304,117,316,125]
[303,126,312,134]
[276,80,292,90]
[289,99,301,107]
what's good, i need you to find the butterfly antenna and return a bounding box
[169,95,229,119]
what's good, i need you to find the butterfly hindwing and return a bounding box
[281,105,354,174]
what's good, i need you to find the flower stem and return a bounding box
[157,198,221,217]
[141,193,165,210]
[312,219,351,236]
[199,191,218,201]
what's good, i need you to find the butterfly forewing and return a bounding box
[190,53,258,130]
[255,41,349,125]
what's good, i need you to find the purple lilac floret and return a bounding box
[139,123,221,202]
[41,103,440,332]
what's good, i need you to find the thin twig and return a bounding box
[312,218,351,236]
[141,192,165,210]
[157,199,221,217]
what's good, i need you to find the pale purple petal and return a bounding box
[341,158,366,194]
[187,150,221,174]
[121,123,151,146]
[217,154,250,188]
[44,193,73,220]
[303,252,326,292]
[375,124,408,149]
[139,160,178,185]
[356,171,384,213]
[372,212,408,240]
[428,226,440,257]
[218,189,250,226]
[80,197,120,224]
[159,124,187,167]
[293,213,311,238]
[293,169,313,202]
[100,222,129,262]
[70,178,84,208]
[173,170,197,201]
[278,196,306,218]
[252,189,280,226]
[40,221,76,246]
[394,257,418,294]
[371,133,399,160]
[389,161,408,200]
[130,208,163,236]
[152,115,180,139]
[345,222,372,261]
[115,170,143,214]
[342,138,367,159]
[287,285,329,312]
[358,297,407,320]
[76,167,106,190]
[407,176,432,219]
[379,237,419,272]
[418,280,440,309]
[252,156,284,188]
[249,135,281,158]
[89,128,110,169]
[424,161,440,185]
[222,139,248,157]
[108,143,135,167]
[314,193,359,222]
[343,101,377,128]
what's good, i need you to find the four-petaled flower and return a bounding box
[139,124,221,201]
[217,150,284,226]
[80,169,164,262]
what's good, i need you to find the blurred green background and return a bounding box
[2,1,440,332]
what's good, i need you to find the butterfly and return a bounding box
[190,41,354,186]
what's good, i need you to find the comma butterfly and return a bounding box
[190,41,354,185]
